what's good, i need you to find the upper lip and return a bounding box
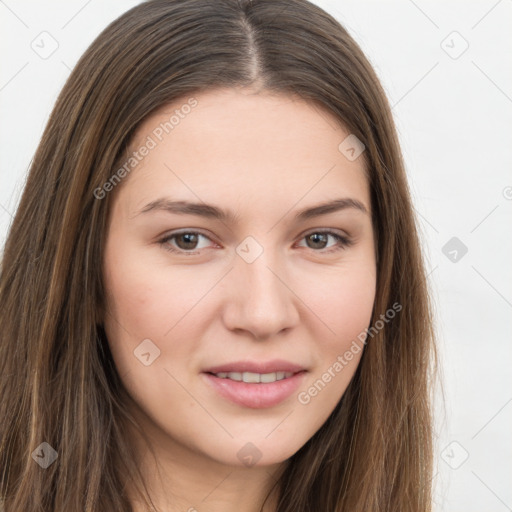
[203,359,306,375]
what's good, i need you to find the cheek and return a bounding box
[293,257,375,425]
[102,236,172,367]
[104,236,192,336]
[303,258,376,347]
[102,237,221,382]
[101,242,204,417]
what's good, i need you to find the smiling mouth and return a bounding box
[202,369,307,409]
[207,371,296,383]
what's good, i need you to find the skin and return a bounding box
[102,87,376,511]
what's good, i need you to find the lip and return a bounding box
[202,361,307,409]
[203,359,306,375]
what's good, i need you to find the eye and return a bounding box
[158,229,353,256]
[296,230,353,253]
[159,231,216,255]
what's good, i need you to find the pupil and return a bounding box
[177,233,198,249]
[308,233,327,249]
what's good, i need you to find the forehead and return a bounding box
[119,88,370,215]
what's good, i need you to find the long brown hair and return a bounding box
[0,0,436,510]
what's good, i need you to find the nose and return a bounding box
[221,248,300,340]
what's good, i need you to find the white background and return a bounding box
[1,1,511,510]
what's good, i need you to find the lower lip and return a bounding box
[202,371,307,409]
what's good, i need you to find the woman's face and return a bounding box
[102,88,376,468]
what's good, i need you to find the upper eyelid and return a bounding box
[161,229,217,244]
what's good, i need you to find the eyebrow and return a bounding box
[136,197,368,223]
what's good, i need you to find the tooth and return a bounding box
[284,372,294,378]
[242,372,261,383]
[276,371,285,380]
[227,372,242,381]
[260,372,277,383]
[216,372,228,378]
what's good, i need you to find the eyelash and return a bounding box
[158,229,353,255]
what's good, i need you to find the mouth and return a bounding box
[201,360,307,409]
[207,370,296,383]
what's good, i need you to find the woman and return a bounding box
[0,0,436,510]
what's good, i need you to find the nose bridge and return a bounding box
[241,252,283,302]
[225,238,299,337]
